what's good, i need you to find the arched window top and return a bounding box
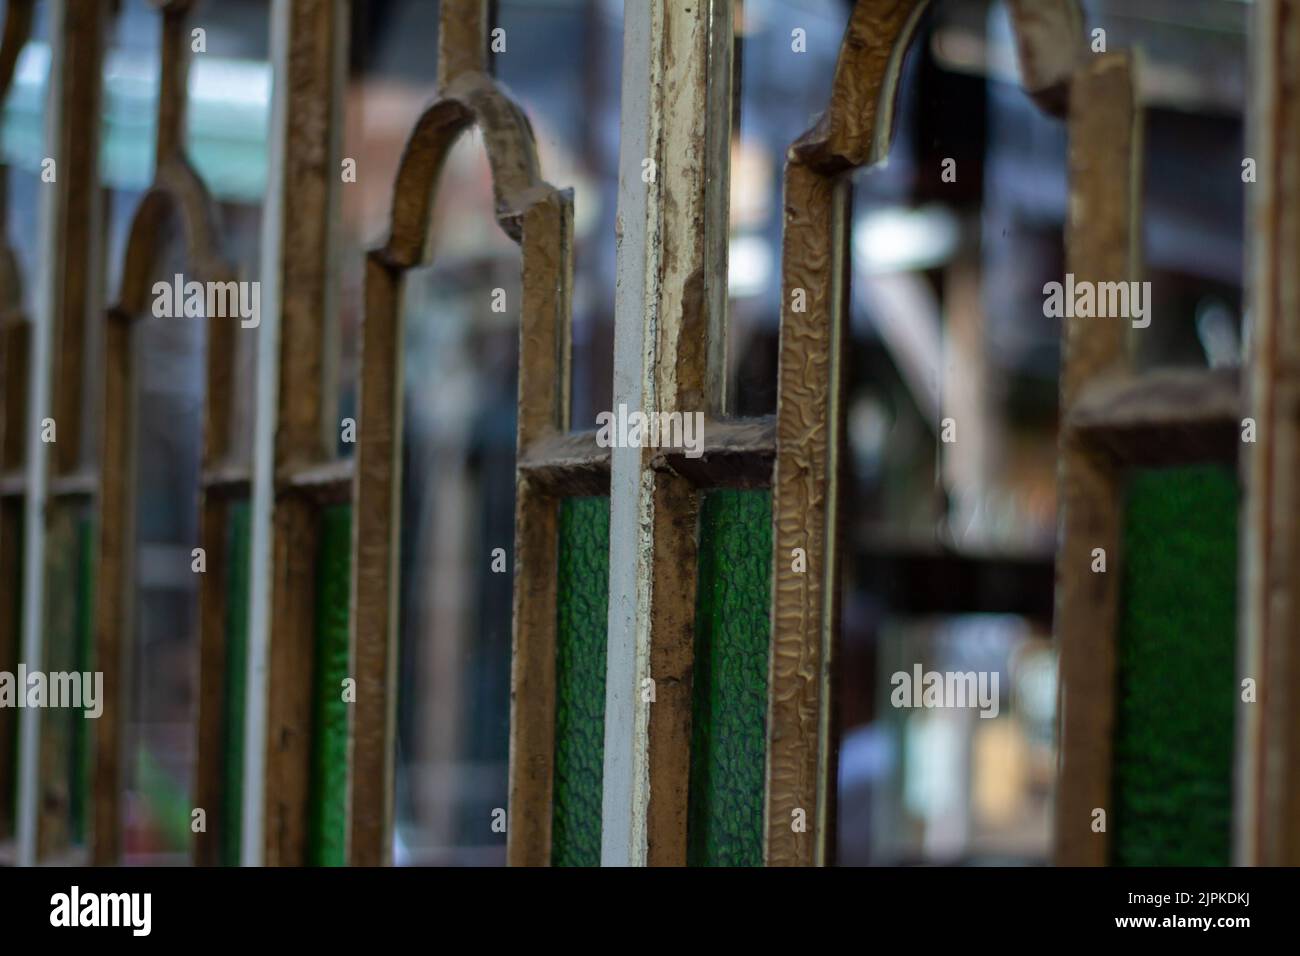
[380,72,561,269]
[114,158,235,316]
[798,0,1084,174]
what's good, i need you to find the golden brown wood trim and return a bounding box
[644,469,699,867]
[260,0,348,867]
[263,492,322,866]
[764,1,938,868]
[201,463,252,497]
[762,0,1102,865]
[764,0,1097,869]
[382,76,545,267]
[437,0,489,90]
[1070,368,1240,430]
[796,0,1083,175]
[766,162,849,867]
[517,191,573,448]
[1069,367,1241,466]
[349,253,404,866]
[278,457,351,494]
[1243,0,1300,866]
[506,482,559,866]
[703,0,734,416]
[190,494,228,868]
[351,54,571,863]
[49,0,109,476]
[506,192,574,867]
[155,1,192,166]
[97,4,235,866]
[516,430,609,496]
[793,0,932,174]
[116,162,236,317]
[91,310,136,865]
[193,380,238,868]
[1052,51,1140,867]
[274,0,345,468]
[1005,0,1084,117]
[650,416,776,489]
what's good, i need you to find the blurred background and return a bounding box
[0,0,1248,864]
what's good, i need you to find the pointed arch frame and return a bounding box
[765,0,1087,865]
[348,55,574,865]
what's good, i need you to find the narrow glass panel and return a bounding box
[220,501,251,867]
[39,503,95,856]
[551,495,609,867]
[70,514,95,846]
[308,503,351,866]
[1113,465,1236,866]
[687,488,771,866]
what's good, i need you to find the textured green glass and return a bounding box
[1113,465,1236,866]
[551,496,609,867]
[687,488,771,867]
[307,504,351,866]
[221,501,251,867]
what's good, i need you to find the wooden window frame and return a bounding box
[346,0,577,867]
[98,0,238,866]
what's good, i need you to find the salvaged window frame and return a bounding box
[346,0,576,867]
[517,0,1089,867]
[233,0,349,869]
[98,0,238,866]
[763,0,1082,866]
[5,0,110,867]
[1238,0,1299,868]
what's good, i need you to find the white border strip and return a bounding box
[240,0,290,868]
[16,0,67,869]
[601,0,660,868]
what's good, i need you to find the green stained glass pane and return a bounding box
[39,504,89,849]
[551,496,609,867]
[688,488,771,867]
[221,501,251,867]
[1113,465,1236,866]
[308,504,351,866]
[70,516,95,845]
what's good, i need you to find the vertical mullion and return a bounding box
[763,0,931,868]
[348,251,404,866]
[703,0,733,418]
[507,191,574,867]
[766,162,848,867]
[249,0,347,868]
[1243,0,1300,866]
[44,0,110,863]
[604,0,722,867]
[16,0,66,869]
[1052,52,1140,866]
